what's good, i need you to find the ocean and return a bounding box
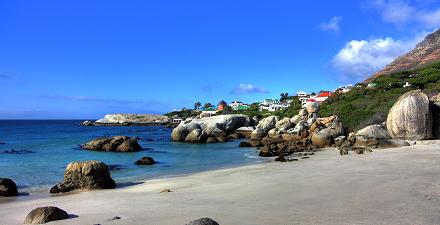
[0,120,262,193]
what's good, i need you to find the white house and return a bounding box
[297,91,310,108]
[229,101,250,110]
[335,84,354,94]
[261,99,280,106]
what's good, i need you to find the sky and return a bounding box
[1,0,440,119]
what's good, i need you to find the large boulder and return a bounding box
[187,218,220,225]
[250,116,279,140]
[81,136,141,152]
[50,161,115,193]
[356,125,391,139]
[387,90,433,140]
[0,178,18,197]
[24,206,69,224]
[311,129,333,147]
[306,102,320,114]
[171,115,251,143]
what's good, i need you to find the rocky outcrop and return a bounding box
[83,114,169,126]
[249,106,343,158]
[387,90,433,140]
[250,116,278,139]
[171,115,251,143]
[0,178,18,197]
[365,28,440,82]
[188,218,220,225]
[50,161,115,193]
[81,136,141,152]
[134,157,156,165]
[24,207,69,224]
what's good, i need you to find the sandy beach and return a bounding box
[2,143,440,225]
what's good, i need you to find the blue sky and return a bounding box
[1,0,440,119]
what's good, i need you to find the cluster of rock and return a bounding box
[50,161,116,193]
[81,136,142,152]
[81,113,169,126]
[171,114,252,143]
[245,102,344,157]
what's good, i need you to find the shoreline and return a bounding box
[6,157,269,203]
[2,143,440,224]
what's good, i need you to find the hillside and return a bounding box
[321,61,440,131]
[365,29,440,83]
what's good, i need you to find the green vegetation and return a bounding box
[164,109,200,119]
[320,61,440,131]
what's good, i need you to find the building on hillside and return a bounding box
[306,91,332,105]
[297,91,310,108]
[261,99,280,106]
[334,84,354,94]
[200,107,218,118]
[229,101,250,110]
[297,91,307,97]
[259,98,289,112]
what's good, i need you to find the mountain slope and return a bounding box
[365,29,440,82]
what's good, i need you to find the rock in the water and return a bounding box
[356,125,391,139]
[187,218,220,225]
[24,206,69,224]
[238,141,252,148]
[3,149,35,154]
[81,136,141,152]
[0,178,18,197]
[387,90,433,140]
[80,120,93,126]
[134,157,156,165]
[50,161,115,194]
[274,156,287,162]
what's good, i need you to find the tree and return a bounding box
[204,103,213,109]
[218,100,227,107]
[194,102,202,110]
[280,93,289,102]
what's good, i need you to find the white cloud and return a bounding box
[320,16,343,33]
[230,84,268,95]
[329,32,427,81]
[369,0,440,28]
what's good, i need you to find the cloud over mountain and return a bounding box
[329,32,427,82]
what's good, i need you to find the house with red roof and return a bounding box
[306,91,332,104]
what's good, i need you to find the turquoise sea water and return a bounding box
[0,120,262,193]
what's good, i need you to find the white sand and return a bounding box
[2,144,440,225]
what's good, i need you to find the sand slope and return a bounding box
[1,144,440,225]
